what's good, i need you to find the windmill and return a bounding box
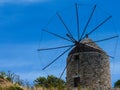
[38,3,119,89]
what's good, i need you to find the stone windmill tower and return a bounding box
[38,3,118,89]
[66,36,111,88]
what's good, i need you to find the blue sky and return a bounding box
[0,0,120,87]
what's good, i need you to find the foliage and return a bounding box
[34,76,47,87]
[0,86,23,90]
[34,75,66,88]
[5,86,16,90]
[14,86,24,90]
[0,71,6,79]
[114,80,120,88]
[0,71,24,86]
[6,71,16,83]
[47,75,59,87]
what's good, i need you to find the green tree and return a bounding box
[47,75,59,87]
[34,76,47,87]
[114,80,120,88]
[34,75,66,88]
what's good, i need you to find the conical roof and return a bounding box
[81,37,103,51]
[68,37,106,56]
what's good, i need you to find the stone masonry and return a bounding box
[66,37,111,89]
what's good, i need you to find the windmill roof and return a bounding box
[68,37,106,56]
[81,37,103,51]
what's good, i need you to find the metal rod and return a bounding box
[83,35,118,59]
[84,35,119,44]
[37,45,74,51]
[66,34,76,43]
[42,29,72,42]
[87,16,112,36]
[75,3,80,41]
[81,16,112,40]
[59,54,73,79]
[42,46,74,70]
[80,5,96,41]
[107,55,114,59]
[56,12,76,41]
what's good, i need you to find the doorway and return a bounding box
[74,77,80,87]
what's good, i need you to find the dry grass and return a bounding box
[1,78,120,90]
[22,87,120,90]
[0,78,13,88]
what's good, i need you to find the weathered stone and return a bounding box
[66,37,111,89]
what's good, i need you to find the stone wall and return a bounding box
[66,51,111,89]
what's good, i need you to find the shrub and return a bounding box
[5,86,24,90]
[114,80,120,88]
[6,86,16,90]
[15,86,24,90]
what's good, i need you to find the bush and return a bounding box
[114,80,120,88]
[5,86,24,90]
[15,86,24,90]
[6,86,16,90]
[34,75,66,88]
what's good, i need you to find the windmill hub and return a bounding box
[75,41,79,46]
